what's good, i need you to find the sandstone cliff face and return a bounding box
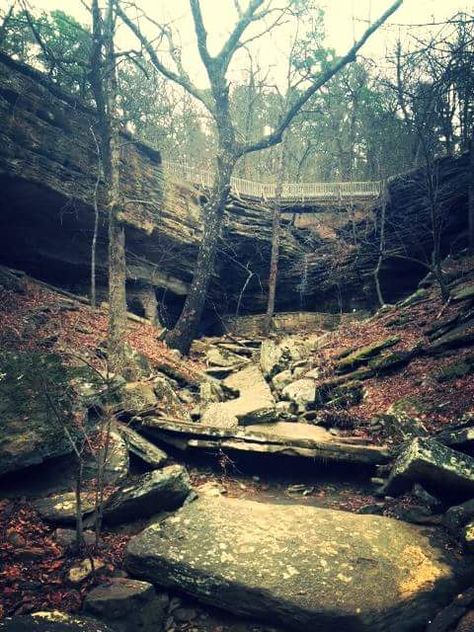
[0,53,470,325]
[0,53,312,322]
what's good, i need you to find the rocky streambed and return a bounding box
[2,270,474,631]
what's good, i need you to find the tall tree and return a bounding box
[118,0,402,353]
[90,0,127,371]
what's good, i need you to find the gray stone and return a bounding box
[118,423,168,469]
[125,495,468,632]
[117,382,157,416]
[83,578,165,632]
[199,379,225,404]
[259,337,306,379]
[0,613,113,631]
[68,558,105,585]
[384,438,474,497]
[281,378,315,411]
[271,370,293,392]
[443,499,474,537]
[54,528,96,548]
[153,376,192,421]
[206,347,249,368]
[462,522,474,553]
[202,365,275,427]
[200,404,239,429]
[335,337,400,374]
[33,492,95,525]
[0,351,88,477]
[104,465,192,525]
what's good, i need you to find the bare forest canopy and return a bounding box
[0,0,473,354]
[1,3,473,184]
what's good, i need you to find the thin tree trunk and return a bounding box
[99,0,127,373]
[264,206,281,334]
[469,132,474,254]
[75,458,84,552]
[374,180,388,306]
[166,154,234,354]
[264,143,286,334]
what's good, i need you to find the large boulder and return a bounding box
[0,351,89,477]
[384,438,474,498]
[103,464,192,525]
[125,495,469,632]
[83,578,165,632]
[443,499,474,537]
[0,612,113,631]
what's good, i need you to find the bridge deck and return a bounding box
[163,161,381,205]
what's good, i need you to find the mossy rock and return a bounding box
[398,288,430,308]
[391,395,433,416]
[316,380,363,409]
[436,355,474,382]
[0,351,94,476]
[452,285,474,302]
[368,347,420,374]
[335,336,400,374]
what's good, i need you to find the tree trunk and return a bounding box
[264,207,281,334]
[469,132,474,254]
[374,179,388,307]
[90,0,127,373]
[165,154,234,354]
[263,143,286,334]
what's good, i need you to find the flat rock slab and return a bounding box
[125,496,470,631]
[141,418,389,464]
[117,423,168,469]
[202,365,275,427]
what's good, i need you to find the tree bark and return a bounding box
[90,0,127,372]
[374,181,388,307]
[165,154,234,353]
[264,142,286,334]
[469,132,474,254]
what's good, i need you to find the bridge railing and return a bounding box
[163,161,381,203]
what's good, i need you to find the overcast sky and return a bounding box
[17,0,474,85]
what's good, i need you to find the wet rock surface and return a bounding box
[125,495,469,631]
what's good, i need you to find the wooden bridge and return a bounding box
[163,161,382,206]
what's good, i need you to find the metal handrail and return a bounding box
[163,161,381,203]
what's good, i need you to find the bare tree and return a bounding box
[117,0,402,353]
[90,0,127,371]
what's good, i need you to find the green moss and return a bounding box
[452,285,474,302]
[335,336,401,374]
[316,380,364,409]
[436,355,474,383]
[0,350,97,475]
